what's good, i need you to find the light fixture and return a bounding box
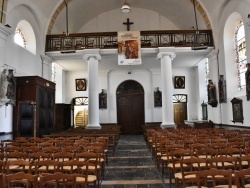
[121,0,131,13]
[191,0,208,51]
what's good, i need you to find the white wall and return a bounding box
[77,7,178,33]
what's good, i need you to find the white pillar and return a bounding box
[157,52,176,129]
[40,55,53,81]
[83,50,101,129]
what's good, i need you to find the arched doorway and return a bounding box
[116,80,145,135]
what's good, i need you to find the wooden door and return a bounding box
[174,103,187,124]
[117,80,145,135]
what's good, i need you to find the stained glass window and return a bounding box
[14,28,26,48]
[205,58,209,86]
[235,21,247,90]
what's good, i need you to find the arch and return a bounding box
[116,79,144,94]
[223,12,243,98]
[47,0,73,34]
[47,0,212,34]
[116,80,144,134]
[15,20,36,55]
[190,0,211,29]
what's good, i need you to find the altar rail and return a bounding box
[45,30,214,52]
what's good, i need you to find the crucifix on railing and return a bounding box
[123,18,133,31]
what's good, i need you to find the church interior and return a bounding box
[1,0,250,187]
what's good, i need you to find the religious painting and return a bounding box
[75,79,86,91]
[174,76,185,89]
[118,31,141,65]
[231,97,244,123]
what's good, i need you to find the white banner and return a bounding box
[118,31,141,65]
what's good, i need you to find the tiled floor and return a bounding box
[101,135,169,188]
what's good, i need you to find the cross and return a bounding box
[123,18,133,31]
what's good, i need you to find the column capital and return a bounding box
[207,49,219,59]
[83,49,101,61]
[40,55,53,64]
[0,24,12,40]
[83,54,101,61]
[157,52,176,60]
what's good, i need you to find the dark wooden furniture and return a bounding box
[193,121,213,129]
[54,104,71,132]
[13,76,55,138]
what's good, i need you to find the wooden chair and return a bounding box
[180,157,208,188]
[196,168,236,188]
[53,151,74,162]
[235,167,250,188]
[168,148,192,187]
[84,145,106,177]
[0,161,5,173]
[161,143,184,178]
[42,146,61,154]
[61,158,98,187]
[34,160,60,174]
[39,172,76,188]
[5,151,27,161]
[6,159,32,174]
[29,151,52,162]
[4,172,38,188]
[208,155,238,171]
[76,151,100,186]
[238,154,250,170]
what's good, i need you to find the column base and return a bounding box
[85,124,102,130]
[160,123,176,129]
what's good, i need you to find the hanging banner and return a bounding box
[118,31,141,65]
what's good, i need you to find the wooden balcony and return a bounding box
[45,30,214,52]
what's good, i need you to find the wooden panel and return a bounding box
[174,103,187,124]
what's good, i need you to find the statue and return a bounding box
[99,89,107,109]
[6,69,16,105]
[245,63,250,101]
[207,79,218,107]
[0,69,8,99]
[154,87,162,107]
[218,75,227,103]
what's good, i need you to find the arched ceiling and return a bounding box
[47,0,211,34]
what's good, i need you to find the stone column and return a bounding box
[40,55,53,81]
[157,51,176,129]
[83,49,101,129]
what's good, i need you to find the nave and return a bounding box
[102,135,167,188]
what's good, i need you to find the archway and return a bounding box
[116,80,145,135]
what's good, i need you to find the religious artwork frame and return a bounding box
[231,97,244,124]
[75,79,86,91]
[174,76,185,89]
[245,63,250,101]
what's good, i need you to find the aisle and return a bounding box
[101,135,167,188]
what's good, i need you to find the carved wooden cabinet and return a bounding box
[13,76,55,138]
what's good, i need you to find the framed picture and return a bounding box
[75,79,86,91]
[174,76,185,89]
[231,97,244,123]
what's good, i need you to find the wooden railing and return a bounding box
[45,30,214,52]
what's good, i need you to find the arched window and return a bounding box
[235,20,247,90]
[14,28,26,48]
[14,20,36,55]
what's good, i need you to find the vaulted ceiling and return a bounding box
[9,0,229,71]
